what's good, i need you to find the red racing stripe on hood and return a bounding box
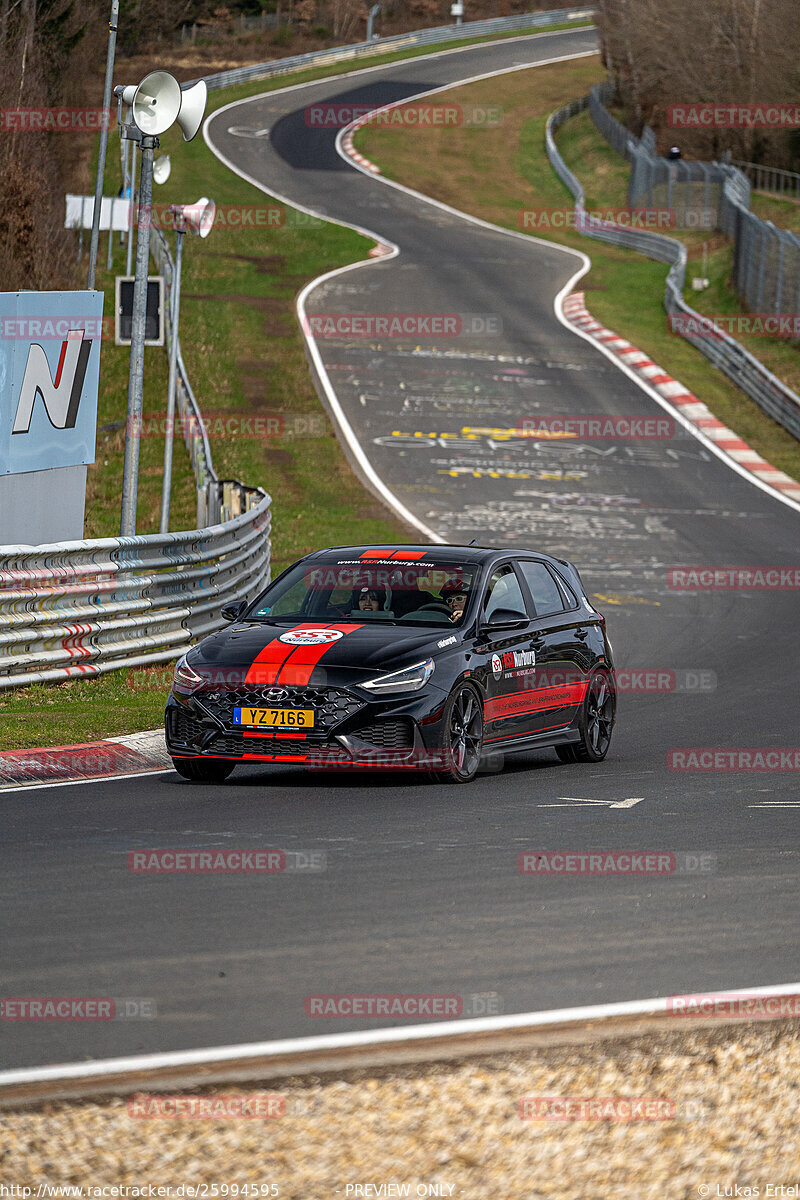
[244,639,296,686]
[275,623,364,685]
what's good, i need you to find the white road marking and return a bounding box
[0,769,174,796]
[748,802,800,808]
[539,796,646,809]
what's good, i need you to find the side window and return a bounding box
[261,577,309,617]
[484,565,526,619]
[519,561,564,617]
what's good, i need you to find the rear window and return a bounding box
[519,561,565,617]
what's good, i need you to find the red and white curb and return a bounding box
[340,124,391,258]
[342,119,381,174]
[0,730,170,790]
[563,292,800,503]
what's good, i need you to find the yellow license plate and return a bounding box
[234,707,315,729]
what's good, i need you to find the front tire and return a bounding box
[172,757,235,782]
[556,670,616,764]
[432,683,485,784]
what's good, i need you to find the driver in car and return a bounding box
[440,583,469,622]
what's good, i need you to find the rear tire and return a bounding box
[431,683,485,784]
[556,670,616,764]
[172,758,235,782]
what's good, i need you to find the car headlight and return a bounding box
[173,655,204,692]
[360,658,435,695]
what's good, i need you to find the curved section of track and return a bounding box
[2,31,799,1070]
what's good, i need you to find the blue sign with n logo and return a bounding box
[0,290,103,475]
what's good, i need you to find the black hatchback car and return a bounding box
[165,544,616,784]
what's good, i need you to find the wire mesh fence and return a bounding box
[588,83,800,322]
[546,94,800,442]
[733,161,800,201]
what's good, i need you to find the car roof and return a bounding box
[307,544,576,570]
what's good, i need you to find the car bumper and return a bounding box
[165,683,453,771]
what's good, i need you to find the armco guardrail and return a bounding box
[546,93,800,441]
[196,7,594,91]
[0,494,271,689]
[0,192,272,693]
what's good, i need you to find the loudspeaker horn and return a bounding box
[175,80,208,142]
[128,70,182,137]
[153,155,172,184]
[174,197,216,238]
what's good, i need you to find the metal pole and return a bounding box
[160,227,184,534]
[87,0,119,289]
[126,138,137,277]
[106,198,114,270]
[367,4,379,39]
[120,136,130,244]
[120,133,156,537]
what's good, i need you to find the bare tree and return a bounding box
[594,0,800,166]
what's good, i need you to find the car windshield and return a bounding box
[249,555,478,627]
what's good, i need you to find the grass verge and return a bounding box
[353,61,800,483]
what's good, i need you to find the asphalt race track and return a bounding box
[2,28,799,1070]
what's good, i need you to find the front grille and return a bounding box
[352,718,415,750]
[169,707,202,745]
[198,685,364,734]
[169,719,348,762]
[240,738,348,761]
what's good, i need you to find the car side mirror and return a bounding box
[221,600,247,622]
[479,607,529,634]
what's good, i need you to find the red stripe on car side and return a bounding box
[485,682,588,721]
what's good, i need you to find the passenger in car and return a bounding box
[357,588,381,612]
